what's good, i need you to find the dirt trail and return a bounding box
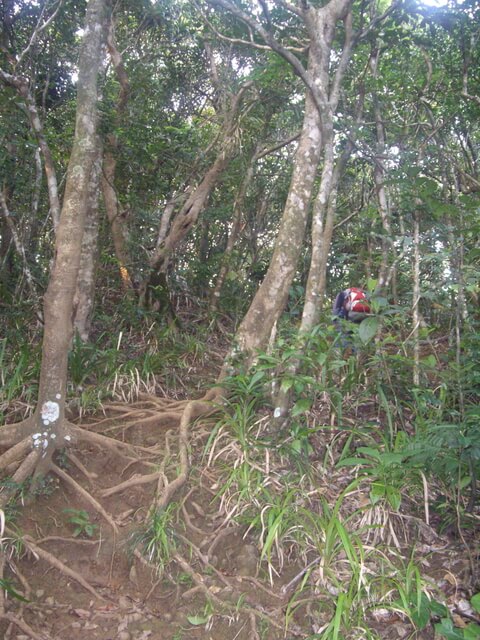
[0,392,477,640]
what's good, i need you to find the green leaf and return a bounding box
[386,486,402,511]
[358,317,379,343]
[470,594,480,614]
[337,457,369,467]
[411,594,432,630]
[291,439,303,453]
[317,352,327,365]
[465,623,480,639]
[0,579,30,602]
[435,618,467,639]
[370,482,386,504]
[280,378,294,393]
[292,398,312,416]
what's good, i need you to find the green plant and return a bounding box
[132,503,178,573]
[246,486,300,583]
[63,508,98,538]
[435,593,480,639]
[0,339,40,413]
[338,434,421,511]
[390,557,447,630]
[0,577,29,602]
[186,599,214,627]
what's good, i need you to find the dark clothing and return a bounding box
[332,290,349,321]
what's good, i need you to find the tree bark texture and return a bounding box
[140,83,253,309]
[234,89,322,358]
[234,0,356,360]
[369,47,394,294]
[209,149,257,312]
[73,142,103,342]
[32,0,108,474]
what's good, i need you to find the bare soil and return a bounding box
[1,394,479,640]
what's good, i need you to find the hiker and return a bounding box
[332,287,371,348]
[332,287,371,324]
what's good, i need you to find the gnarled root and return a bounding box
[22,535,104,601]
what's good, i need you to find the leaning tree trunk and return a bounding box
[140,82,253,309]
[234,89,322,361]
[0,0,108,497]
[0,69,61,231]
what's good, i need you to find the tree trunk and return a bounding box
[101,147,134,290]
[101,14,134,291]
[140,83,253,308]
[0,188,40,312]
[369,47,394,295]
[73,142,103,342]
[27,0,107,480]
[234,89,322,361]
[0,69,61,231]
[233,0,357,362]
[412,210,421,387]
[209,150,256,312]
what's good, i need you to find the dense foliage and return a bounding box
[0,0,479,636]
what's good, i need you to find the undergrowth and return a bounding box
[198,320,480,637]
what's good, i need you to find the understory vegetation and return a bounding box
[2,301,480,639]
[1,0,480,638]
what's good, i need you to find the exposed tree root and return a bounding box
[100,469,168,498]
[0,450,41,508]
[52,463,119,535]
[66,451,98,481]
[149,399,199,512]
[0,438,32,469]
[22,535,104,601]
[100,412,182,434]
[181,503,210,536]
[1,612,48,640]
[173,552,284,633]
[0,386,225,640]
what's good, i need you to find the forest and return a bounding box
[0,0,479,638]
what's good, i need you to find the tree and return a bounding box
[0,0,109,503]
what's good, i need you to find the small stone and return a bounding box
[35,589,45,598]
[117,632,131,640]
[45,596,55,606]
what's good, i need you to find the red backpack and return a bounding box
[345,288,370,314]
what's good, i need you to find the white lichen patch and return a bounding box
[274,407,282,418]
[55,393,61,400]
[41,401,59,425]
[32,433,42,448]
[64,435,72,442]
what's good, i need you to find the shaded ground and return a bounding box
[1,366,479,639]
